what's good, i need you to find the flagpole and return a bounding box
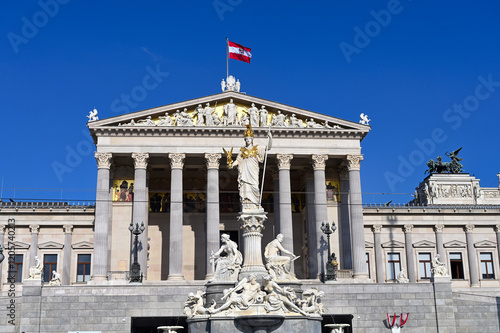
[226,37,229,79]
[259,125,272,206]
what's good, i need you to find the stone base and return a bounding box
[23,279,42,287]
[188,314,322,333]
[431,275,451,283]
[205,281,235,307]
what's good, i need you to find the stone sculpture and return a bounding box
[270,111,287,127]
[87,108,99,122]
[426,147,464,174]
[226,125,267,211]
[224,99,239,126]
[194,104,205,126]
[264,234,298,281]
[221,79,226,92]
[48,270,61,286]
[262,276,307,315]
[359,113,371,125]
[299,288,325,314]
[157,113,173,126]
[211,275,266,314]
[289,114,304,128]
[306,118,324,128]
[210,233,243,282]
[396,268,409,283]
[184,290,216,317]
[431,254,448,277]
[28,256,43,280]
[260,106,268,127]
[246,103,260,128]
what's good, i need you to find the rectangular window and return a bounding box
[366,253,370,278]
[480,252,495,279]
[449,252,464,279]
[418,253,432,279]
[77,254,91,282]
[8,254,23,283]
[43,254,58,282]
[387,253,401,280]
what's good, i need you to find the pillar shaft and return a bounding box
[168,153,185,280]
[347,155,367,279]
[92,152,112,281]
[404,225,416,282]
[132,153,149,279]
[434,225,445,259]
[0,226,6,289]
[305,177,317,278]
[339,166,352,269]
[496,226,500,276]
[465,224,479,287]
[312,154,328,279]
[373,225,384,283]
[29,225,40,268]
[62,225,73,285]
[277,154,294,255]
[205,153,221,279]
[272,168,280,235]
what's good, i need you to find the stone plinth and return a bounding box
[205,281,235,307]
[238,209,268,280]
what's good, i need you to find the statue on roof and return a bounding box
[87,108,99,122]
[224,99,239,126]
[426,147,464,174]
[359,113,371,125]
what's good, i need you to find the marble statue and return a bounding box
[289,114,304,128]
[28,256,43,280]
[235,79,241,92]
[262,276,307,315]
[431,254,448,277]
[194,104,205,126]
[240,113,249,126]
[184,290,216,317]
[224,99,239,126]
[264,234,298,281]
[226,125,267,210]
[306,118,324,128]
[396,268,409,283]
[359,113,371,125]
[226,75,236,91]
[211,275,266,314]
[176,108,194,126]
[210,233,243,281]
[203,103,216,126]
[221,79,226,92]
[157,113,174,126]
[299,288,325,314]
[260,105,268,127]
[87,108,99,122]
[270,110,287,127]
[136,116,155,126]
[246,103,260,127]
[48,270,61,286]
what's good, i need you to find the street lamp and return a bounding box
[129,221,145,283]
[320,221,337,281]
[0,245,4,263]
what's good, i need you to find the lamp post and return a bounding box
[0,245,4,263]
[320,221,337,281]
[129,221,145,283]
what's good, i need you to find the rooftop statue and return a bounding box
[87,108,99,122]
[359,113,371,125]
[426,147,464,174]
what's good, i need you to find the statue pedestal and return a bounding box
[238,209,268,280]
[205,281,235,308]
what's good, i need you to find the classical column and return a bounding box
[373,224,384,283]
[404,225,416,282]
[276,154,294,255]
[465,224,479,287]
[0,225,6,289]
[305,174,317,278]
[92,152,112,281]
[347,154,367,279]
[168,153,185,281]
[131,152,149,278]
[29,225,40,268]
[312,154,328,279]
[434,224,445,260]
[339,165,352,269]
[496,225,500,273]
[61,225,73,285]
[271,166,280,235]
[205,153,221,279]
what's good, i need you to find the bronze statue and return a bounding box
[425,147,464,174]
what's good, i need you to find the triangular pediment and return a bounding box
[72,241,94,249]
[12,241,30,249]
[38,241,64,249]
[382,240,405,248]
[365,241,374,248]
[444,240,466,248]
[88,91,370,141]
[413,240,436,248]
[474,240,496,248]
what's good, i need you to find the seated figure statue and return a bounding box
[396,268,409,283]
[48,270,61,286]
[264,234,298,281]
[211,275,266,314]
[431,254,449,277]
[210,233,243,282]
[28,256,43,280]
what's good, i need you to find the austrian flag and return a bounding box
[228,41,252,63]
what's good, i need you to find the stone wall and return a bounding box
[0,280,497,332]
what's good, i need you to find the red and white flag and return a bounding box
[228,41,252,63]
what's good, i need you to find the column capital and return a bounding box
[434,224,444,233]
[372,224,382,233]
[465,224,474,234]
[95,152,113,169]
[132,153,149,169]
[312,154,328,171]
[346,155,363,171]
[205,153,221,169]
[29,224,40,234]
[169,153,185,169]
[403,224,413,234]
[63,224,74,234]
[495,225,500,233]
[276,154,293,170]
[338,163,349,180]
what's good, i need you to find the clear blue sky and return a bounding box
[1,1,499,204]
